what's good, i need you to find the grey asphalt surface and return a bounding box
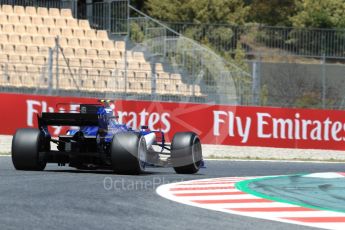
[1,157,344,230]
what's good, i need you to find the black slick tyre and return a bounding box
[171,132,202,174]
[111,132,147,175]
[12,128,47,171]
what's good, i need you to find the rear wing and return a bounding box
[38,113,99,127]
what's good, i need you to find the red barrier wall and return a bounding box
[1,93,345,150]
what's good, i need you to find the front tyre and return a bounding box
[171,132,202,174]
[111,132,147,175]
[12,128,47,171]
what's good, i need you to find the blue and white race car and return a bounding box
[11,100,203,175]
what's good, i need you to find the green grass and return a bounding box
[0,152,10,156]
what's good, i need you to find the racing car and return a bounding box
[11,100,203,175]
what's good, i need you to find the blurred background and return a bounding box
[1,0,345,109]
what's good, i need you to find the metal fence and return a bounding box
[3,53,345,109]
[126,6,252,105]
[167,22,345,59]
[248,54,345,110]
[89,0,129,35]
[0,37,238,104]
[79,1,252,105]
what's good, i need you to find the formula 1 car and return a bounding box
[11,100,203,175]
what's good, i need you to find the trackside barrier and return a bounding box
[2,93,345,151]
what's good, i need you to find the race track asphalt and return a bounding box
[1,156,344,230]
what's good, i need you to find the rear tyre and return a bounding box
[111,132,147,175]
[171,132,202,174]
[12,128,47,171]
